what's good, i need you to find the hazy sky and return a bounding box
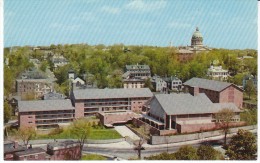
[4,0,258,49]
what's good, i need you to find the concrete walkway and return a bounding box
[114,126,140,141]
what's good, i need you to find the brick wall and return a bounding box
[220,86,243,108]
[19,113,36,128]
[14,153,46,160]
[74,101,84,118]
[99,112,138,125]
[48,146,81,160]
[131,99,147,112]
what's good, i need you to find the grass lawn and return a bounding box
[35,128,122,140]
[81,154,107,160]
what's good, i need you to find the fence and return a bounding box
[150,125,257,145]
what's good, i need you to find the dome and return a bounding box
[192,27,203,39]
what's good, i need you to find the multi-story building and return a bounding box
[16,79,53,99]
[137,93,241,135]
[177,27,211,62]
[183,78,243,108]
[123,64,151,79]
[71,88,153,126]
[207,65,229,81]
[18,100,74,129]
[163,76,183,91]
[51,55,68,70]
[123,78,145,89]
[151,75,167,92]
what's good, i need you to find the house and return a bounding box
[18,99,75,129]
[70,88,153,126]
[123,64,151,79]
[137,93,241,135]
[123,77,145,89]
[8,96,21,115]
[42,92,65,100]
[183,78,243,108]
[207,65,229,81]
[13,147,47,160]
[150,75,167,92]
[4,141,26,160]
[163,76,183,91]
[51,55,68,70]
[46,140,81,160]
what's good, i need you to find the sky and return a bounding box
[4,0,258,49]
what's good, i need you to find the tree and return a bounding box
[244,79,256,100]
[197,145,223,160]
[145,152,176,160]
[39,61,48,72]
[226,129,257,160]
[174,145,199,160]
[70,118,92,159]
[4,101,12,123]
[133,138,145,160]
[215,108,235,145]
[144,78,154,91]
[17,127,36,147]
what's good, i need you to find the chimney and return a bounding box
[193,87,199,96]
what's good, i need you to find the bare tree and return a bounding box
[215,108,235,145]
[133,138,145,160]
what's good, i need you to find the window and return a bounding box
[28,122,33,123]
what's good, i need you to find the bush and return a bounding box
[48,127,64,136]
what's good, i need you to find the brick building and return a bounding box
[13,147,47,161]
[137,93,241,135]
[71,88,153,125]
[18,99,74,129]
[46,140,81,160]
[183,78,243,108]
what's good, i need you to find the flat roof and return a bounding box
[73,88,153,100]
[14,147,46,157]
[18,99,74,112]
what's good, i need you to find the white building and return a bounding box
[207,65,229,81]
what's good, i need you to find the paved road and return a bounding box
[114,125,140,141]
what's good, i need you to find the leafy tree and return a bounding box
[226,129,257,160]
[17,127,36,147]
[39,60,48,72]
[240,109,257,125]
[144,78,154,91]
[70,118,92,159]
[174,145,199,160]
[244,79,256,100]
[215,108,235,145]
[145,152,176,160]
[197,145,223,160]
[4,101,12,123]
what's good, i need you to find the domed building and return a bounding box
[191,27,203,47]
[177,27,211,62]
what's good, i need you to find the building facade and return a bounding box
[163,76,183,91]
[124,64,151,79]
[71,88,153,125]
[207,65,229,81]
[18,100,74,129]
[151,75,167,92]
[137,93,241,135]
[123,78,145,89]
[183,78,243,108]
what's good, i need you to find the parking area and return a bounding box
[114,125,140,141]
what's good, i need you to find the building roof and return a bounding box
[177,49,193,54]
[73,88,153,100]
[47,140,80,151]
[152,93,240,115]
[183,77,243,92]
[18,99,74,112]
[16,78,53,83]
[14,147,46,157]
[126,64,150,70]
[192,27,203,39]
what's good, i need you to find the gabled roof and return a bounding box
[18,100,74,112]
[73,88,153,100]
[126,64,150,70]
[183,77,243,92]
[151,93,240,115]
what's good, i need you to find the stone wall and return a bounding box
[150,125,257,145]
